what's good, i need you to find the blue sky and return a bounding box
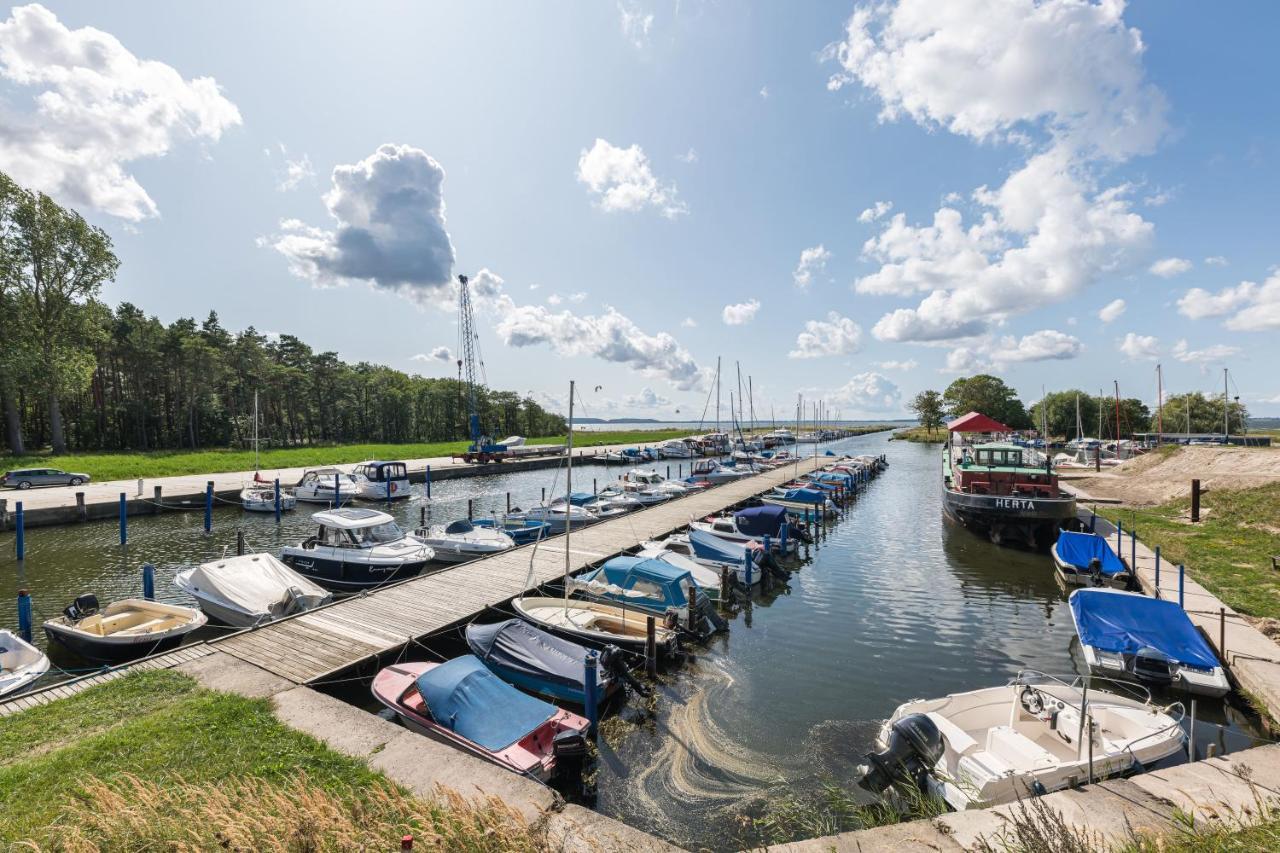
[2,1,1277,420]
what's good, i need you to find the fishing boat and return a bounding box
[174,553,331,627]
[240,484,297,513]
[0,629,50,697]
[411,519,516,563]
[942,412,1076,549]
[859,670,1185,810]
[1070,589,1231,697]
[42,595,207,663]
[280,508,434,591]
[688,506,802,552]
[471,516,552,545]
[465,618,622,705]
[371,657,590,782]
[293,467,360,505]
[1051,531,1134,589]
[351,461,412,501]
[512,596,680,654]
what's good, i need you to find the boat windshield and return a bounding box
[351,521,404,545]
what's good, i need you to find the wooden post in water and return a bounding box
[645,616,657,678]
[121,492,129,545]
[142,563,155,600]
[76,491,87,521]
[506,492,511,513]
[467,499,473,521]
[719,566,730,609]
[762,535,773,592]
[425,465,432,499]
[14,501,23,560]
[686,585,698,632]
[17,589,32,643]
[236,530,246,556]
[584,652,599,740]
[1191,479,1201,522]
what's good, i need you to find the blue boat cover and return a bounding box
[580,556,691,608]
[689,527,753,564]
[564,492,596,506]
[781,488,826,504]
[414,655,556,751]
[733,505,789,536]
[1070,590,1219,670]
[813,471,852,485]
[1056,531,1127,577]
[466,619,605,694]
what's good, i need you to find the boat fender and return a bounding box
[1030,780,1048,797]
[856,714,944,795]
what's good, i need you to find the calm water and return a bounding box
[0,432,1265,849]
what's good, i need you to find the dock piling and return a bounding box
[762,536,773,592]
[686,585,697,632]
[204,481,213,533]
[420,505,426,527]
[593,478,597,496]
[743,547,753,589]
[584,652,599,739]
[17,589,32,643]
[142,563,155,600]
[274,478,281,523]
[386,476,392,507]
[719,566,730,608]
[425,465,432,500]
[645,617,657,678]
[14,500,23,560]
[506,492,511,513]
[1089,510,1097,533]
[780,520,788,553]
[120,492,128,545]
[1191,479,1201,523]
[76,491,87,521]
[1154,546,1161,596]
[541,487,546,502]
[154,485,163,507]
[237,530,246,556]
[334,473,341,508]
[1178,564,1185,608]
[467,499,473,521]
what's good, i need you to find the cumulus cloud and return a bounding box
[680,317,697,328]
[678,147,698,164]
[412,347,453,363]
[827,372,902,413]
[788,312,862,359]
[272,144,314,191]
[857,201,893,223]
[1118,332,1160,361]
[873,359,918,371]
[0,3,241,220]
[569,292,588,303]
[1149,257,1192,278]
[576,138,686,218]
[1204,256,1229,266]
[942,329,1082,372]
[1172,339,1240,364]
[1098,298,1126,324]
[1177,272,1280,331]
[722,299,760,325]
[261,144,456,300]
[825,0,1165,343]
[792,245,831,289]
[617,1,654,48]
[624,387,671,409]
[1176,282,1255,320]
[547,294,563,305]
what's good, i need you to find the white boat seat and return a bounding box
[986,725,1059,771]
[925,712,979,757]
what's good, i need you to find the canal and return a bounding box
[0,431,1267,849]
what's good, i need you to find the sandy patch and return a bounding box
[1068,446,1280,505]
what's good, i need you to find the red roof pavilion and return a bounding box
[946,411,1011,433]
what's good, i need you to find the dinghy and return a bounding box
[1070,588,1230,697]
[174,553,331,627]
[0,629,49,697]
[241,485,297,513]
[1051,531,1134,589]
[860,671,1185,810]
[465,618,622,705]
[42,596,207,663]
[411,519,516,563]
[371,656,589,782]
[512,596,679,655]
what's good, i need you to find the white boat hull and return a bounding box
[0,629,50,697]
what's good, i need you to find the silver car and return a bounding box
[1,468,91,489]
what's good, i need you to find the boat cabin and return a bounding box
[576,556,694,613]
[307,508,406,548]
[298,467,353,489]
[951,442,1061,499]
[353,461,408,483]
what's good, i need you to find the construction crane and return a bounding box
[456,274,505,462]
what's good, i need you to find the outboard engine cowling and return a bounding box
[63,593,100,622]
[551,729,588,779]
[1132,646,1176,685]
[857,713,944,794]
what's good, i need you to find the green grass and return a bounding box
[891,426,946,443]
[1097,482,1280,619]
[0,670,542,850]
[0,428,699,481]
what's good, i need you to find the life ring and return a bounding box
[390,482,398,493]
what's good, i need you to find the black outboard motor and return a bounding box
[858,713,945,794]
[1132,646,1176,685]
[600,644,650,696]
[787,521,814,545]
[63,593,99,622]
[551,728,589,780]
[1088,557,1105,587]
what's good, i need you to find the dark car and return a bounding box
[1,468,91,489]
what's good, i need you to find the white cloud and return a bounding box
[680,317,697,328]
[1143,188,1174,207]
[722,299,760,326]
[1172,339,1241,364]
[617,1,653,48]
[1098,298,1126,324]
[576,138,686,218]
[1204,256,1229,266]
[1149,257,1192,278]
[678,147,698,163]
[623,387,671,409]
[788,312,862,359]
[1253,392,1280,405]
[1118,332,1160,361]
[569,292,588,303]
[873,359,918,371]
[1223,272,1280,331]
[0,3,241,220]
[792,245,831,289]
[273,144,314,192]
[412,347,452,364]
[261,143,456,300]
[857,200,893,223]
[759,86,769,99]
[546,294,563,305]
[1176,281,1259,320]
[941,329,1082,373]
[827,372,902,413]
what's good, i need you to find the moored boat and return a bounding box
[42,595,207,663]
[240,485,297,513]
[0,629,50,697]
[351,461,412,501]
[512,596,679,655]
[280,508,434,591]
[411,519,516,563]
[174,553,331,627]
[293,467,360,505]
[465,618,622,705]
[1051,530,1134,589]
[688,506,803,553]
[472,516,552,545]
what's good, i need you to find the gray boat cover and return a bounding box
[466,619,607,692]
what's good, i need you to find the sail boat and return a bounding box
[240,391,296,512]
[512,379,680,655]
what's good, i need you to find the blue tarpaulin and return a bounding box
[1055,531,1128,577]
[733,505,789,536]
[579,555,691,609]
[689,528,754,564]
[781,488,826,504]
[415,655,556,750]
[1070,590,1220,670]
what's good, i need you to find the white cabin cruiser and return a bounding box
[174,553,331,627]
[507,503,597,535]
[293,468,360,504]
[685,459,750,485]
[411,519,516,563]
[281,508,434,591]
[603,481,671,506]
[623,468,690,496]
[241,484,297,513]
[351,461,412,501]
[863,671,1185,810]
[0,629,50,697]
[660,440,694,458]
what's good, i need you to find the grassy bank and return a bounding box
[890,426,945,443]
[0,428,698,481]
[0,670,542,850]
[1096,482,1280,619]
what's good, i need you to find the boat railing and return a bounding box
[1012,669,1155,710]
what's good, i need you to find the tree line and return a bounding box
[0,172,565,456]
[909,375,1250,438]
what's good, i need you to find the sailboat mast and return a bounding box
[1224,367,1230,440]
[1114,381,1122,457]
[253,389,260,471]
[564,379,574,602]
[736,361,744,429]
[1156,363,1163,442]
[715,356,721,434]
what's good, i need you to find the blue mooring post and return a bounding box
[1089,510,1097,533]
[1154,546,1162,596]
[142,563,155,600]
[1178,564,1185,608]
[274,478,281,523]
[425,465,432,499]
[1116,519,1122,552]
[387,472,393,507]
[764,534,772,558]
[334,473,341,507]
[583,651,599,739]
[743,546,753,588]
[17,589,32,643]
[204,481,213,533]
[119,492,128,546]
[779,519,788,553]
[1131,527,1137,569]
[14,500,23,561]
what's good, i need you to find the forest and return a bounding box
[0,172,565,457]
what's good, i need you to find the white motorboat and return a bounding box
[280,508,435,591]
[685,459,749,485]
[174,553,331,627]
[511,596,679,655]
[507,503,598,535]
[864,671,1185,810]
[293,467,361,504]
[579,493,639,516]
[640,530,761,586]
[606,481,671,506]
[623,468,690,496]
[241,484,297,513]
[687,506,801,553]
[42,596,207,663]
[0,629,50,697]
[351,461,412,501]
[660,440,694,458]
[411,519,516,563]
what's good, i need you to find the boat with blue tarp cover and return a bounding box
[638,528,763,592]
[688,505,803,553]
[471,516,551,545]
[465,618,621,705]
[761,486,838,518]
[1051,530,1134,589]
[573,555,697,621]
[1069,588,1230,696]
[371,655,589,781]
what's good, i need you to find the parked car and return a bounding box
[1,468,91,489]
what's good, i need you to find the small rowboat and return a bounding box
[512,596,679,655]
[0,629,50,697]
[42,595,206,663]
